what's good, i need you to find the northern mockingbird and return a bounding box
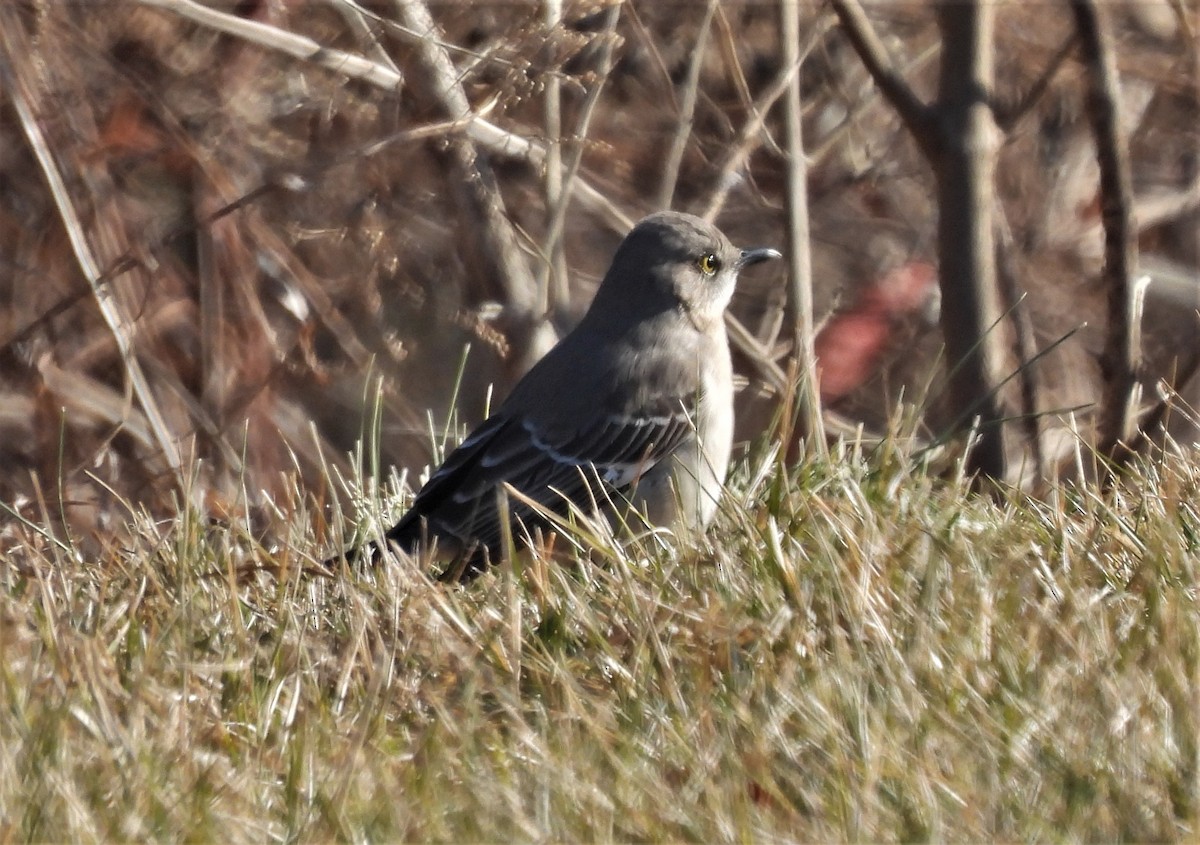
[328,211,781,580]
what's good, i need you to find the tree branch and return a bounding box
[657,0,719,209]
[930,1,1007,483]
[1069,0,1140,467]
[781,0,824,450]
[541,4,623,321]
[141,0,404,91]
[827,0,937,154]
[393,0,553,375]
[994,31,1078,132]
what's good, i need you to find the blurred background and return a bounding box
[0,0,1195,551]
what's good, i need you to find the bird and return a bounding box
[326,211,781,580]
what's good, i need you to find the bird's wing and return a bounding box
[388,406,695,555]
[383,412,516,547]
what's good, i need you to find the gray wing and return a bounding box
[385,406,695,558]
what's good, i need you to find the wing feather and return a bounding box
[388,405,695,558]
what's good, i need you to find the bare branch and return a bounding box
[542,5,625,306]
[781,0,824,449]
[332,0,403,76]
[930,1,1007,483]
[140,0,404,91]
[713,5,769,149]
[700,56,801,223]
[144,0,630,236]
[809,40,939,166]
[726,315,788,394]
[657,0,719,210]
[827,0,936,153]
[1069,0,1141,465]
[701,14,840,223]
[1135,173,1200,231]
[994,215,1045,480]
[393,0,551,372]
[540,0,568,314]
[995,32,1078,132]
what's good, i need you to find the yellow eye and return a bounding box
[698,252,720,275]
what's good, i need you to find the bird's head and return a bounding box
[590,211,781,330]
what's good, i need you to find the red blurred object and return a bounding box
[814,261,938,403]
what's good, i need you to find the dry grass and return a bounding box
[2,423,1196,841]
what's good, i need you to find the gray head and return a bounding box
[587,211,781,329]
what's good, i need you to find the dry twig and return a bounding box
[141,0,404,91]
[657,0,719,210]
[1070,0,1140,467]
[781,0,824,449]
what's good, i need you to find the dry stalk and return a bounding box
[541,3,624,313]
[1070,0,1141,471]
[657,0,719,210]
[393,0,549,373]
[140,0,404,91]
[331,0,403,75]
[700,53,801,224]
[142,0,631,237]
[781,0,824,450]
[540,0,568,313]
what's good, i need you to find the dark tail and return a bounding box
[322,524,489,583]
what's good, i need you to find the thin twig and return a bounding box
[726,314,788,394]
[622,2,678,114]
[657,0,719,210]
[995,31,1079,132]
[781,0,824,449]
[142,0,630,235]
[712,6,760,141]
[542,5,625,305]
[698,11,837,223]
[809,41,939,167]
[393,0,548,371]
[1134,172,1200,231]
[1070,0,1140,468]
[994,213,1045,478]
[140,0,404,91]
[198,172,379,372]
[700,54,802,223]
[540,0,568,313]
[332,0,402,77]
[827,0,936,154]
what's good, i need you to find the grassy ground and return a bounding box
[1,429,1197,842]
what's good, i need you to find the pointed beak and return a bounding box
[735,247,783,270]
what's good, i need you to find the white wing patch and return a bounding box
[601,461,648,487]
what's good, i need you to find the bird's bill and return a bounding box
[735,247,783,269]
